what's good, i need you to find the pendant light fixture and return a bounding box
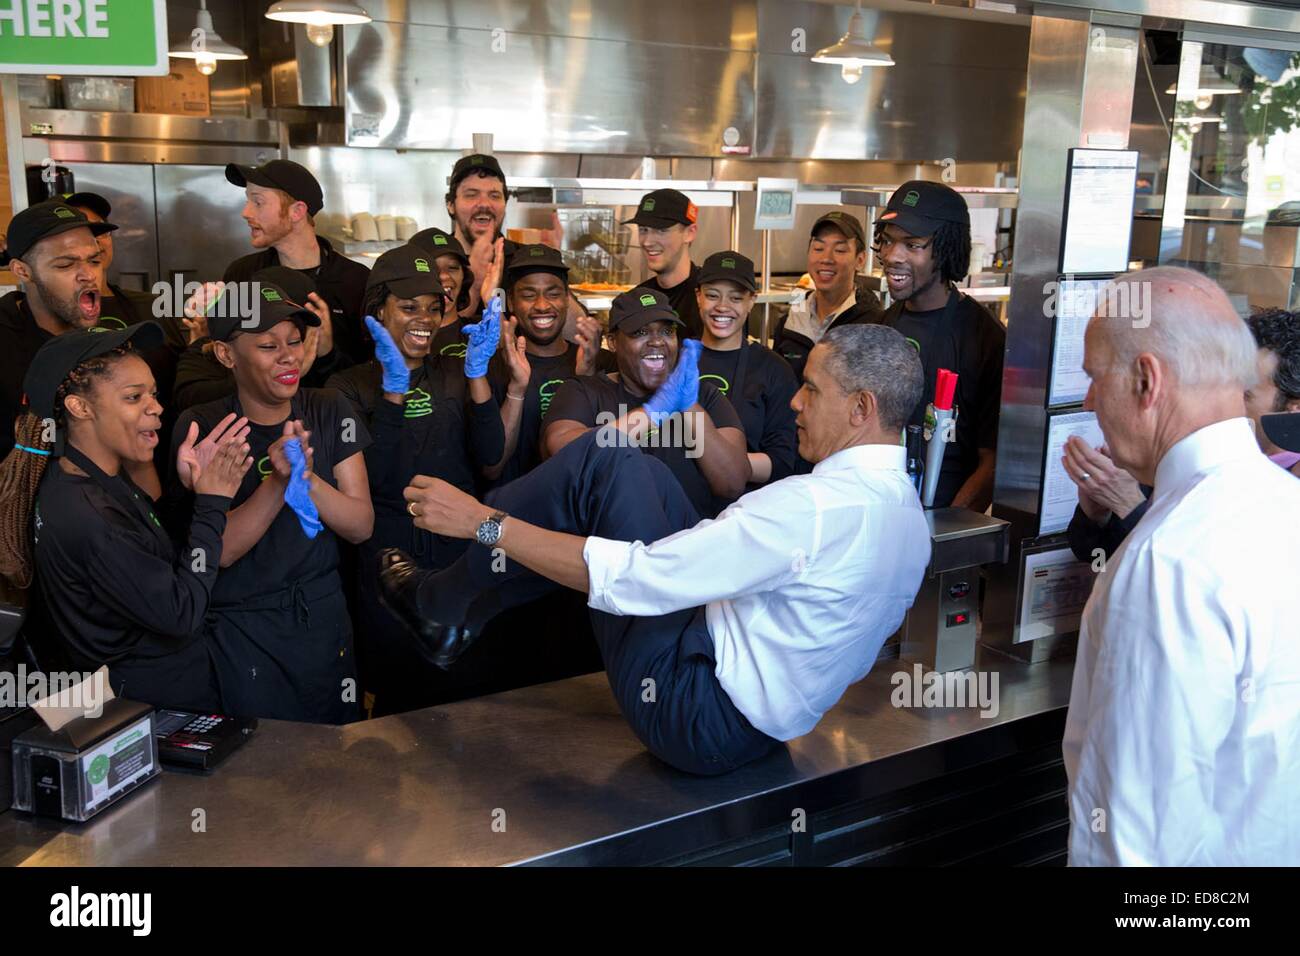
[265,0,373,49]
[168,0,248,77]
[812,0,895,85]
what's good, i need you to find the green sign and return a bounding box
[0,0,168,76]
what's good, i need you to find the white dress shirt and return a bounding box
[584,443,931,741]
[1064,417,1300,866]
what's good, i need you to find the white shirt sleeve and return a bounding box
[583,490,817,618]
[1067,549,1237,866]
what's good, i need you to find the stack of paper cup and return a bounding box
[395,217,418,240]
[375,215,397,241]
[352,212,378,242]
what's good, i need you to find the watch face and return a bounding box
[476,518,501,547]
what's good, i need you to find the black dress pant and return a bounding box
[449,428,780,775]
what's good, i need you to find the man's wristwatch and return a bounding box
[475,510,509,547]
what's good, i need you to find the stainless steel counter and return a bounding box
[0,651,1074,867]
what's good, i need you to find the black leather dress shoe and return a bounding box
[377,548,479,670]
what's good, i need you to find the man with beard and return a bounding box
[223,159,366,377]
[0,200,116,458]
[627,188,704,339]
[445,154,515,319]
[874,182,1005,510]
[485,243,608,486]
[543,288,749,518]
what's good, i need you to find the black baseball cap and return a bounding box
[409,227,469,265]
[62,191,112,220]
[225,159,324,216]
[608,287,684,334]
[1263,411,1300,453]
[5,199,117,262]
[207,281,320,342]
[623,189,699,229]
[505,243,569,282]
[366,243,446,300]
[23,323,163,420]
[251,265,315,305]
[698,250,757,292]
[810,210,866,250]
[879,181,970,237]
[449,153,507,194]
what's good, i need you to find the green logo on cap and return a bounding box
[414,258,431,272]
[433,235,448,246]
[529,247,544,256]
[87,326,112,333]
[261,287,283,302]
[639,293,657,307]
[721,257,736,268]
[903,190,920,207]
[53,206,76,219]
[643,198,656,211]
[471,155,487,164]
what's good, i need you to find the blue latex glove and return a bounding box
[462,289,503,379]
[643,338,702,425]
[283,437,322,539]
[365,315,410,394]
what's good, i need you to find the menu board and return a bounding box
[1015,546,1096,644]
[1059,149,1138,276]
[1048,277,1110,407]
[1038,410,1106,537]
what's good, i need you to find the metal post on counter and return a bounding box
[759,228,772,346]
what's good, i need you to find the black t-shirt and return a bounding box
[487,343,583,486]
[885,291,1005,507]
[636,262,703,339]
[169,388,371,602]
[698,341,800,490]
[545,372,743,517]
[432,320,467,359]
[0,292,52,459]
[328,356,502,507]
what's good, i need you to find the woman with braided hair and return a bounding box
[0,323,253,710]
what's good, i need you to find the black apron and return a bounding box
[206,394,358,725]
[61,445,221,711]
[880,288,964,433]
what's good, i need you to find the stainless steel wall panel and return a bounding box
[753,0,1029,161]
[359,0,759,48]
[154,165,267,285]
[58,163,159,290]
[341,21,756,154]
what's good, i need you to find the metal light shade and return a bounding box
[811,10,894,68]
[168,6,247,60]
[265,0,373,26]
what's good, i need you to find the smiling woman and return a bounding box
[326,242,504,715]
[0,325,253,712]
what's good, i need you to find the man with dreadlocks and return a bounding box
[0,325,252,709]
[876,181,1006,510]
